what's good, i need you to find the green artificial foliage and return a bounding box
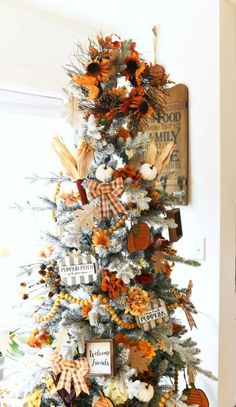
[1,33,216,407]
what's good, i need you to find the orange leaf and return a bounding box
[94,396,114,407]
[151,251,165,273]
[136,61,146,78]
[129,345,149,373]
[89,46,98,56]
[71,73,99,100]
[87,85,100,100]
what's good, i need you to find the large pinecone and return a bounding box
[94,91,120,114]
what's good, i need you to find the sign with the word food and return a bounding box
[59,253,98,286]
[148,84,188,204]
[85,339,114,377]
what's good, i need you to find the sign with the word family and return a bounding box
[59,253,98,285]
[85,339,115,377]
[147,84,188,204]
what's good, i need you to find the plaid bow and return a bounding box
[51,352,90,396]
[87,177,127,219]
[173,281,197,330]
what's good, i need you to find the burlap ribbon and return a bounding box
[87,177,127,219]
[173,281,197,330]
[51,352,89,396]
[180,302,197,330]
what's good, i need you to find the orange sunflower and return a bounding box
[130,96,154,120]
[124,52,146,83]
[86,60,110,82]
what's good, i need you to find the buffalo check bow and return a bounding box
[51,352,90,396]
[87,176,127,219]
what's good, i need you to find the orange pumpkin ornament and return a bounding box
[94,396,114,407]
[127,222,151,253]
[183,384,209,407]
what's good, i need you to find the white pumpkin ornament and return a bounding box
[140,163,158,181]
[140,141,175,181]
[95,164,113,182]
[137,382,154,402]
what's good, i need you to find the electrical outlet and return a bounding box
[193,238,206,261]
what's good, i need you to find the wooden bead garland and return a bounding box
[167,302,179,311]
[34,290,178,326]
[158,390,174,407]
[34,291,136,330]
[52,183,61,221]
[51,172,62,221]
[93,214,128,235]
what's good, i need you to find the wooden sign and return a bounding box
[59,253,98,285]
[147,84,188,205]
[136,297,169,331]
[85,339,115,377]
[167,208,183,242]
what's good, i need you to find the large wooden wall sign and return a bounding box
[148,84,188,205]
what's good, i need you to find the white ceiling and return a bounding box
[20,0,160,33]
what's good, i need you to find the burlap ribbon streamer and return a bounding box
[87,177,127,219]
[174,281,197,330]
[51,352,89,396]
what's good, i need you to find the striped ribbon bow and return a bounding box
[87,177,127,219]
[51,352,90,396]
[173,281,197,330]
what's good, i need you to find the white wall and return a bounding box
[219,1,236,406]
[0,0,93,95]
[128,3,220,406]
[2,0,236,405]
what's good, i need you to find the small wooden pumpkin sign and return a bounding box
[127,222,151,253]
[183,385,209,407]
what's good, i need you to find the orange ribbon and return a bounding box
[88,176,127,219]
[173,281,197,330]
[51,352,89,396]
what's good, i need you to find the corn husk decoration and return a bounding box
[52,136,94,205]
[140,141,174,181]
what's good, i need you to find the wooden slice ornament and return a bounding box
[127,222,151,253]
[183,384,209,407]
